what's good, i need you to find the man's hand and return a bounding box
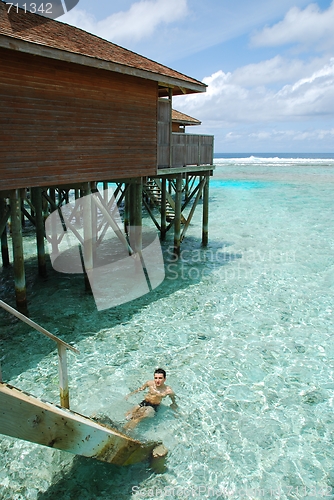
[170,402,178,410]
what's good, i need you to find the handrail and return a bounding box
[0,300,79,408]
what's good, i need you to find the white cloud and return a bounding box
[231,55,328,87]
[175,58,334,125]
[251,1,334,51]
[60,0,188,43]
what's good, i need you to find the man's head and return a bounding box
[154,368,166,386]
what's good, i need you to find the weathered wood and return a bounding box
[168,133,214,168]
[181,177,206,241]
[82,183,93,292]
[93,191,133,255]
[0,382,159,466]
[161,177,167,240]
[9,189,28,314]
[0,197,10,267]
[129,181,142,254]
[31,187,46,277]
[57,344,69,409]
[0,47,157,190]
[202,175,209,246]
[124,183,130,236]
[157,98,171,168]
[173,176,182,255]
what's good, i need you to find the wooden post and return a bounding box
[202,175,209,246]
[82,183,93,291]
[161,177,167,241]
[129,179,142,254]
[174,175,182,255]
[0,197,10,268]
[91,182,97,265]
[41,189,48,221]
[31,187,46,277]
[10,190,28,314]
[168,88,173,168]
[124,183,130,236]
[57,343,70,409]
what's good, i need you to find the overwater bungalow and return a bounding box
[0,5,214,465]
[0,3,214,313]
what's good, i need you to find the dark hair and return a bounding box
[154,368,166,378]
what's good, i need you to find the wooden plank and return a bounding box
[0,48,157,190]
[0,382,159,466]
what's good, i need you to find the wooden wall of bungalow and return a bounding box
[1,47,158,189]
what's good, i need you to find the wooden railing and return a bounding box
[158,133,214,169]
[0,300,79,409]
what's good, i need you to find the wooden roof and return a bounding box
[172,109,202,126]
[0,4,206,95]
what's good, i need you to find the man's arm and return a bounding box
[125,381,148,400]
[169,390,178,409]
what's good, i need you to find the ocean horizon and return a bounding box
[214,152,334,159]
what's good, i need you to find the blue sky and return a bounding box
[59,0,334,153]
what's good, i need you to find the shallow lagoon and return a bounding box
[1,157,334,499]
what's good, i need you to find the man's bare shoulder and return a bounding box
[165,385,174,394]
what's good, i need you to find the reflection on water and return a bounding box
[1,160,334,499]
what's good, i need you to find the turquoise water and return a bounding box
[1,156,334,499]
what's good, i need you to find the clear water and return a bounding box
[1,156,334,499]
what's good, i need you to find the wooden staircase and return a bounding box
[0,300,163,467]
[0,382,159,465]
[143,179,186,223]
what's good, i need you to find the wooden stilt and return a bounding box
[21,199,25,227]
[82,183,93,292]
[10,189,28,314]
[202,175,209,246]
[0,197,10,267]
[91,181,97,264]
[47,188,59,258]
[124,182,130,236]
[129,180,142,254]
[181,176,206,241]
[1,228,9,268]
[31,187,46,277]
[57,344,69,408]
[161,177,167,240]
[174,175,182,255]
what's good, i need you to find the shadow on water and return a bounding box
[36,455,152,500]
[0,234,241,381]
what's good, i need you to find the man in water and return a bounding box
[124,368,177,430]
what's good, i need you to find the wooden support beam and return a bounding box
[173,175,182,255]
[142,197,161,232]
[202,175,209,246]
[161,177,167,240]
[181,177,206,242]
[0,198,10,267]
[31,188,46,278]
[58,344,70,409]
[129,180,142,254]
[124,183,130,236]
[10,190,28,315]
[82,183,93,292]
[92,191,133,255]
[91,182,98,265]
